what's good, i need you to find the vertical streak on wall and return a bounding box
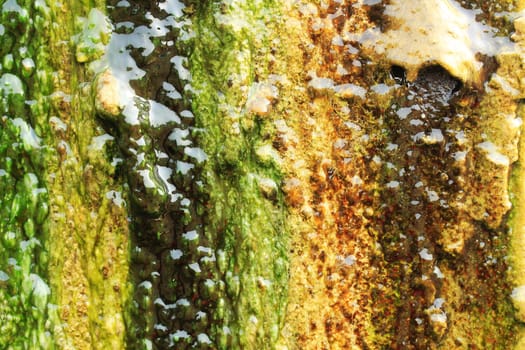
[42,2,131,349]
[275,2,385,348]
[509,11,525,350]
[277,0,525,348]
[189,1,290,348]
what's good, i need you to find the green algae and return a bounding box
[0,1,131,349]
[89,1,290,348]
[0,120,53,349]
[45,3,131,348]
[0,1,56,348]
[73,8,113,64]
[2,1,524,349]
[188,1,289,348]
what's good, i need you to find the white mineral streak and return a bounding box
[358,0,513,85]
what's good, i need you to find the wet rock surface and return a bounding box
[103,2,216,348]
[89,0,525,348]
[101,1,289,348]
[1,0,523,349]
[279,0,524,348]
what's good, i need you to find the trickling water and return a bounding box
[99,1,290,348]
[101,1,217,348]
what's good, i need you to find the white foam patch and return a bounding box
[184,147,207,163]
[162,82,182,100]
[512,285,525,302]
[168,128,191,146]
[12,118,41,148]
[176,161,194,175]
[149,100,181,126]
[182,230,198,240]
[419,248,433,261]
[189,263,201,273]
[105,190,125,207]
[333,83,366,99]
[309,77,334,90]
[0,73,24,95]
[88,134,114,151]
[171,330,190,342]
[170,56,191,81]
[197,334,212,344]
[156,165,182,202]
[170,249,183,260]
[139,281,153,290]
[396,107,412,119]
[476,141,509,166]
[98,5,190,126]
[386,181,400,188]
[358,0,515,84]
[0,270,9,281]
[30,273,50,298]
[138,169,156,188]
[2,0,26,15]
[159,0,185,17]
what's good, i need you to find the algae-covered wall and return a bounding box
[1,0,525,349]
[0,1,130,349]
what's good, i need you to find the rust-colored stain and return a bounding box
[274,0,523,348]
[274,2,384,348]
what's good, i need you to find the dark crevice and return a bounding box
[390,65,406,85]
[104,2,218,349]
